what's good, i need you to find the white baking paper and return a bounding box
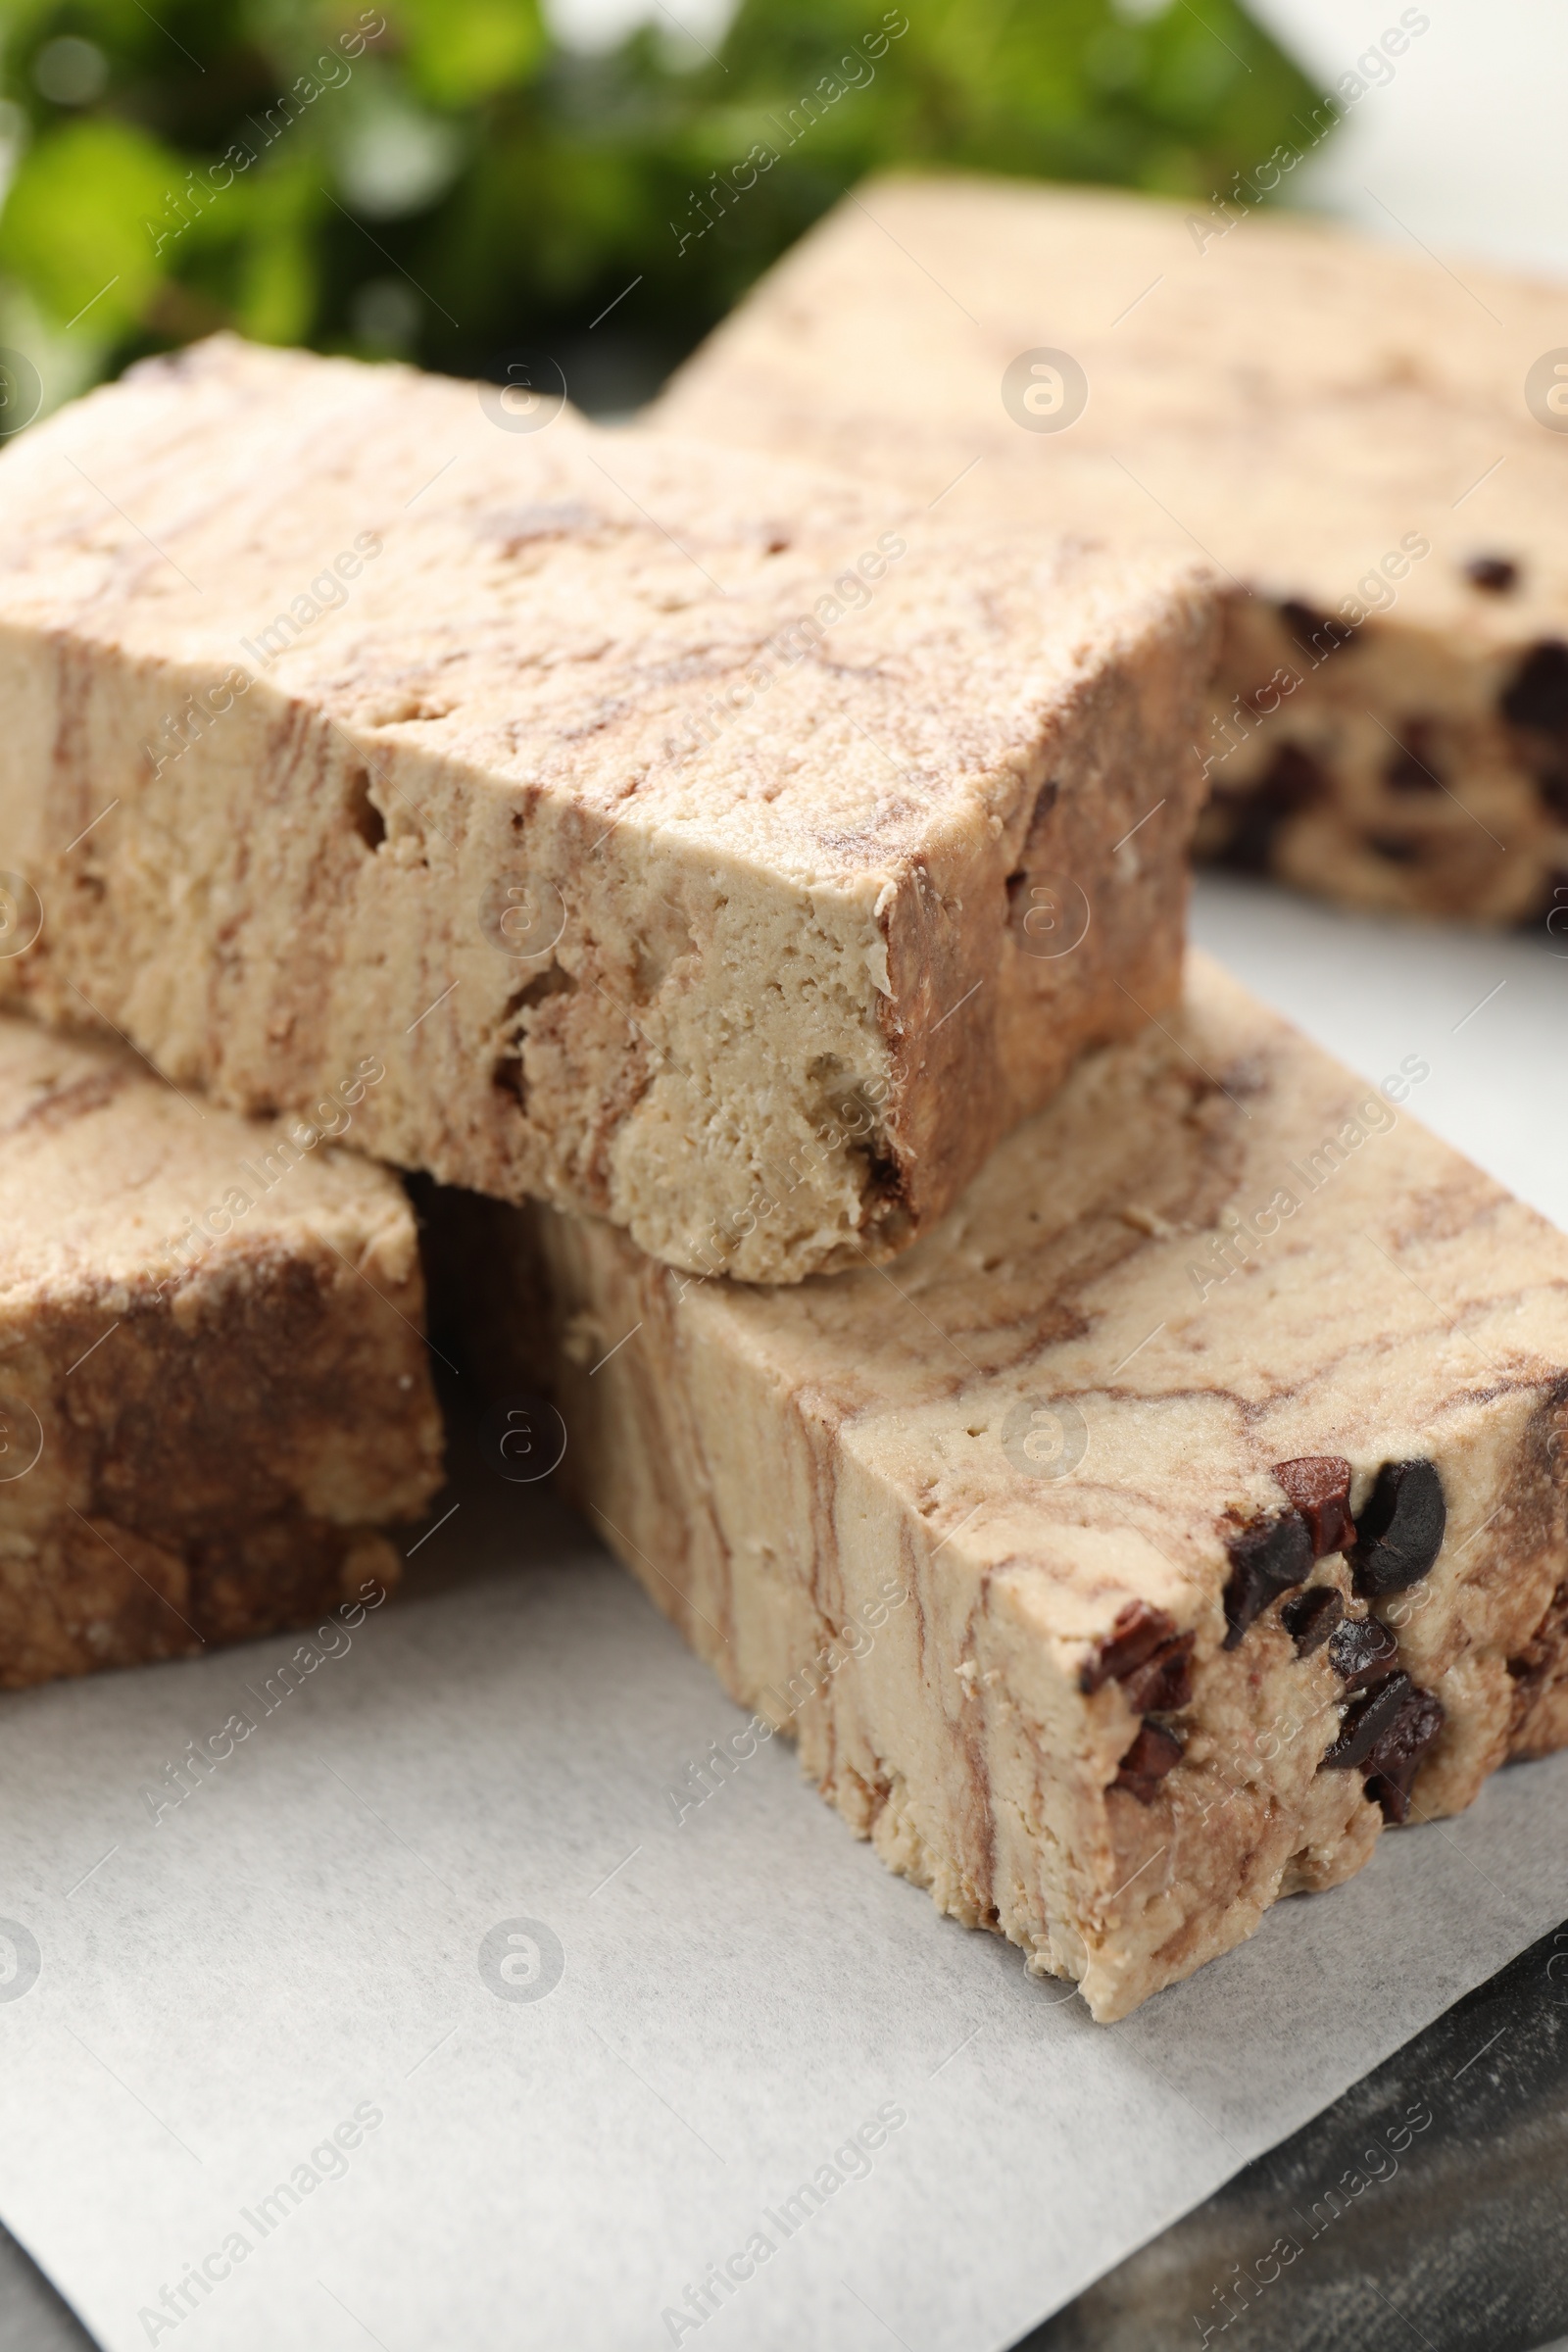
[0,878,1563,2352]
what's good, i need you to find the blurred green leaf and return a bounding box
[0,115,178,333]
[0,0,1328,407]
[384,0,546,106]
[233,153,323,344]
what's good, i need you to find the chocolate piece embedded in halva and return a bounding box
[1465,555,1519,594]
[1322,1671,1421,1772]
[1223,1509,1313,1647]
[1079,1599,1195,1712]
[1321,1669,1446,1820]
[1280,1585,1345,1656]
[1112,1721,1184,1804]
[1381,723,1445,794]
[1364,1685,1447,1824]
[1352,1459,1446,1595]
[1273,1454,1354,1556]
[1501,640,1568,733]
[1327,1614,1400,1690]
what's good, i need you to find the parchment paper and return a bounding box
[0,879,1562,2352]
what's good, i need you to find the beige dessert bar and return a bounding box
[447,953,1568,2020]
[656,175,1568,923]
[0,335,1214,1284]
[0,1012,442,1689]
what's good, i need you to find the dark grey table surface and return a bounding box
[1022,1919,1568,2352]
[6,1920,1567,2352]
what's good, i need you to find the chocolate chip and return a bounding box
[1321,1669,1417,1771]
[1112,1720,1184,1803]
[1538,770,1568,823]
[1465,555,1519,594]
[1320,1670,1446,1820]
[1351,1460,1446,1596]
[1382,720,1444,794]
[1080,1600,1171,1691]
[1326,1614,1399,1690]
[1501,640,1568,733]
[1211,744,1327,875]
[1122,1640,1195,1714]
[1366,832,1425,864]
[1222,1509,1313,1647]
[1280,600,1358,656]
[1272,1455,1354,1556]
[1364,1683,1446,1823]
[1257,743,1327,809]
[1079,1601,1195,1712]
[1280,1585,1344,1656]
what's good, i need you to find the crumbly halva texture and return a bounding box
[0,333,1215,1283]
[443,955,1568,2020]
[0,1014,442,1689]
[655,174,1568,924]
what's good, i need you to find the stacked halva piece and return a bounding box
[3,332,1568,2018]
[655,174,1568,927]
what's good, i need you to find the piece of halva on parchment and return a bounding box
[442,954,1568,2019]
[0,1011,442,1689]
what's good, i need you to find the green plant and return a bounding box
[0,0,1323,411]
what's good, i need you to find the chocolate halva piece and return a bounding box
[0,1015,443,1689]
[0,334,1215,1285]
[655,174,1568,925]
[440,954,1568,2020]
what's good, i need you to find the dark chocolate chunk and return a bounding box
[1366,832,1425,864]
[1381,720,1444,794]
[1079,1600,1174,1692]
[1256,742,1327,809]
[1112,1720,1184,1803]
[1079,1600,1195,1712]
[1272,1455,1354,1556]
[1280,600,1357,656]
[1120,1639,1196,1715]
[1321,1670,1417,1771]
[1222,1509,1313,1647]
[1364,1683,1446,1824]
[1538,770,1568,823]
[1351,1459,1446,1596]
[1210,743,1327,875]
[1465,555,1519,594]
[1280,1585,1344,1656]
[1326,1614,1399,1690]
[1501,640,1568,734]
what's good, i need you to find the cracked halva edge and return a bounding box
[0,1012,443,1689]
[0,332,1215,1283]
[654,173,1568,926]
[435,952,1568,2020]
